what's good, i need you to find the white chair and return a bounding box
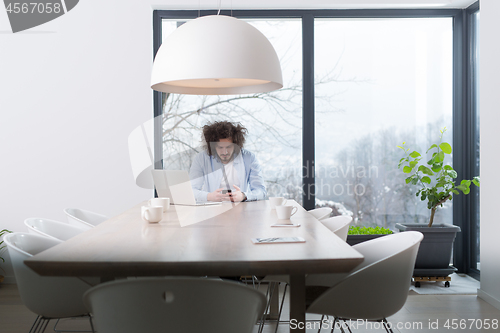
[306,231,424,333]
[64,208,109,229]
[321,216,352,242]
[4,232,94,333]
[308,207,332,221]
[24,218,87,241]
[83,277,266,333]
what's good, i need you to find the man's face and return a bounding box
[215,138,235,164]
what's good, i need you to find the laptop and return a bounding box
[151,170,221,206]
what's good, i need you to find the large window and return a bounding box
[314,18,452,228]
[153,7,479,273]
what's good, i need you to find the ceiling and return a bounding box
[154,0,477,10]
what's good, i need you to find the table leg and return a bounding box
[289,274,306,333]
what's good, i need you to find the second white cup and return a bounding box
[141,206,163,223]
[275,205,298,220]
[148,197,170,212]
[269,197,287,209]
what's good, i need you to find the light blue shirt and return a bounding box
[189,149,266,202]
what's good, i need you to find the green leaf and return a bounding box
[418,165,434,176]
[403,166,412,173]
[421,176,431,184]
[461,179,471,186]
[473,177,480,187]
[436,181,447,188]
[405,176,413,184]
[409,160,419,168]
[447,170,458,178]
[456,183,470,195]
[409,151,421,158]
[435,151,445,163]
[397,146,404,150]
[452,189,459,194]
[432,164,442,173]
[411,178,418,185]
[439,142,452,154]
[444,165,453,171]
[426,144,438,153]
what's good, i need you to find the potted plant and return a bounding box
[0,229,12,283]
[346,226,393,246]
[396,127,479,279]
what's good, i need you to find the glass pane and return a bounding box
[160,18,303,202]
[314,18,453,228]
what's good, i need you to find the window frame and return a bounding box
[153,6,479,276]
[453,1,480,279]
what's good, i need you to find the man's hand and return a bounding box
[229,185,247,202]
[207,188,231,202]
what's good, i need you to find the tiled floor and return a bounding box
[1,283,499,333]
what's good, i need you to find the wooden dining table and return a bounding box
[25,199,363,333]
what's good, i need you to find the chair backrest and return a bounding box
[321,216,352,241]
[64,208,108,229]
[307,231,423,320]
[84,277,266,333]
[308,207,332,221]
[24,217,86,241]
[4,232,91,318]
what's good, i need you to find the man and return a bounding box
[189,121,266,202]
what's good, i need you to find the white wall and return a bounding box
[0,0,157,281]
[478,0,500,310]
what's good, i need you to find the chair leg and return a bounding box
[344,319,353,333]
[252,275,262,289]
[258,282,278,333]
[273,282,288,333]
[89,315,95,333]
[382,318,394,333]
[338,319,346,333]
[52,315,97,333]
[318,315,325,333]
[29,316,50,333]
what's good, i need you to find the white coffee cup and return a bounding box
[141,206,163,223]
[275,205,298,221]
[148,197,170,212]
[269,197,287,209]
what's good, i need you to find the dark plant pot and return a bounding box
[346,234,390,246]
[395,223,461,270]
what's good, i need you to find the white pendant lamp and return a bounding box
[151,15,283,95]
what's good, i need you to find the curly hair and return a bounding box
[202,121,248,157]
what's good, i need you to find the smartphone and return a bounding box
[222,189,232,194]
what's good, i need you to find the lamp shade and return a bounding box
[151,15,283,95]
